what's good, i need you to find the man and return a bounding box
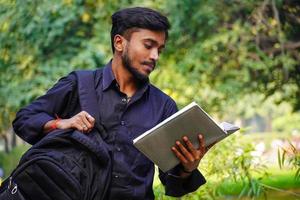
[13,7,208,199]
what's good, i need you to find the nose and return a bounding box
[150,49,159,61]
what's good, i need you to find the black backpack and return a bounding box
[0,70,112,200]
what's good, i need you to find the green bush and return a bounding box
[273,113,300,134]
[153,132,269,200]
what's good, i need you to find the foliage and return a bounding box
[0,0,105,134]
[219,93,300,133]
[0,144,30,179]
[278,141,300,180]
[1,0,300,199]
[273,112,300,134]
[161,0,300,111]
[218,170,300,200]
[154,133,269,199]
[1,0,300,134]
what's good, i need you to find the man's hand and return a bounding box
[44,111,95,133]
[171,134,214,176]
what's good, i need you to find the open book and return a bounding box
[133,102,240,172]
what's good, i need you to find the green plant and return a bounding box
[153,132,269,200]
[0,144,30,179]
[278,141,300,180]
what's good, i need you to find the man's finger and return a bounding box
[74,123,85,132]
[171,147,188,164]
[198,134,206,153]
[183,136,198,158]
[82,112,95,128]
[176,141,195,162]
[80,114,93,129]
[86,114,95,124]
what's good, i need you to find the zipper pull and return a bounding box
[8,177,12,189]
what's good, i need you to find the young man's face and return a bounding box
[121,29,166,82]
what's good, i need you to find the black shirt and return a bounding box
[13,61,206,199]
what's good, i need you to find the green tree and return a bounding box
[1,1,300,198]
[160,0,300,111]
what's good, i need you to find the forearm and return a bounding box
[43,111,95,134]
[12,73,77,144]
[43,119,60,134]
[13,111,54,144]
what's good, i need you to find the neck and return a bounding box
[111,57,137,97]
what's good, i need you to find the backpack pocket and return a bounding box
[1,155,83,200]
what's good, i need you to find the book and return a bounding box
[133,102,240,172]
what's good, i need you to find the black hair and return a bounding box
[110,7,170,53]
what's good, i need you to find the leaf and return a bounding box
[282,149,286,167]
[238,185,248,199]
[278,148,282,169]
[288,140,297,153]
[295,168,300,180]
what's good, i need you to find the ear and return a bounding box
[114,34,126,52]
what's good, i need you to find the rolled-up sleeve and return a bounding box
[159,98,207,196]
[12,73,77,144]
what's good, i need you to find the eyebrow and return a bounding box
[143,38,165,49]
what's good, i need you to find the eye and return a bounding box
[144,43,152,49]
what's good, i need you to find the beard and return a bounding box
[121,48,149,83]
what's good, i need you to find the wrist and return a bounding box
[180,165,193,174]
[49,115,61,131]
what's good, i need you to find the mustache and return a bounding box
[141,61,156,68]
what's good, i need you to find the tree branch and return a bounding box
[272,0,285,55]
[265,41,300,54]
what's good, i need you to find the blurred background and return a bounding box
[0,0,299,199]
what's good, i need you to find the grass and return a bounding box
[152,166,300,199]
[0,144,30,179]
[217,168,300,199]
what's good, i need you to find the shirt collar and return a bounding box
[102,60,116,91]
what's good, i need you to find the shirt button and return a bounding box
[114,175,119,178]
[120,121,125,126]
[121,98,127,103]
[116,147,121,152]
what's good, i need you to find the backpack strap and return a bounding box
[74,69,108,138]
